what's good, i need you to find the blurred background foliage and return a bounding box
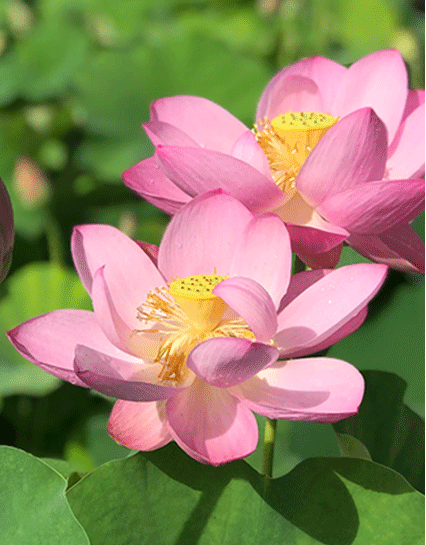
[0,0,423,477]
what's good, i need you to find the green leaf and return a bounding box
[337,244,371,266]
[67,443,424,545]
[334,433,372,461]
[73,46,159,138]
[14,19,89,100]
[0,262,91,396]
[412,211,424,241]
[42,457,85,488]
[41,457,82,480]
[333,370,425,493]
[0,446,90,545]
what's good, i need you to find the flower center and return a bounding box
[254,111,338,196]
[135,274,255,384]
[169,274,228,331]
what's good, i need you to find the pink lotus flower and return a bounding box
[0,178,14,283]
[8,191,387,465]
[123,49,424,272]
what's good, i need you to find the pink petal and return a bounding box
[347,224,425,273]
[213,276,277,342]
[74,345,188,401]
[284,307,368,359]
[90,266,164,359]
[296,244,343,270]
[72,224,165,330]
[386,103,425,179]
[297,108,388,207]
[256,75,323,121]
[91,266,132,352]
[276,269,368,353]
[186,337,279,387]
[379,224,425,273]
[166,378,258,465]
[274,192,349,253]
[401,89,425,120]
[230,357,364,422]
[150,96,248,154]
[143,120,200,147]
[135,241,159,268]
[230,130,272,177]
[7,309,123,387]
[229,213,292,307]
[333,49,408,144]
[256,56,347,120]
[277,269,332,314]
[122,156,191,215]
[155,145,285,214]
[274,263,387,356]
[285,222,348,255]
[108,399,172,451]
[318,179,425,234]
[158,190,253,281]
[276,270,367,353]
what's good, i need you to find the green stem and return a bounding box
[46,212,64,266]
[261,417,277,479]
[261,254,307,485]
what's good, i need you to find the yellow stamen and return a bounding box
[134,275,255,385]
[254,111,338,196]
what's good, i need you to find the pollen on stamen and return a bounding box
[132,273,257,385]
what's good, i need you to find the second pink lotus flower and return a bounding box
[8,191,387,465]
[124,49,425,272]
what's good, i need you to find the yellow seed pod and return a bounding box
[169,274,228,331]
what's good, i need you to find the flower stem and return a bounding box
[46,212,64,266]
[261,417,277,479]
[261,254,307,485]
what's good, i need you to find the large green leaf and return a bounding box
[0,262,91,396]
[333,370,425,493]
[73,46,160,139]
[334,433,372,461]
[67,443,424,545]
[0,446,89,545]
[20,22,87,98]
[14,19,89,101]
[42,457,82,480]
